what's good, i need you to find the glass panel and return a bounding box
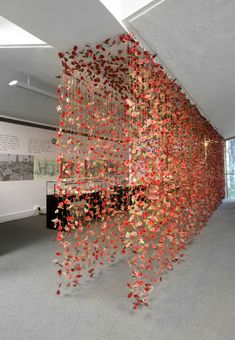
[226,139,235,197]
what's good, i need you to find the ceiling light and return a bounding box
[9,80,57,100]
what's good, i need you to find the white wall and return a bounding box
[0,180,47,222]
[0,121,58,223]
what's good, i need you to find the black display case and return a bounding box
[46,180,146,229]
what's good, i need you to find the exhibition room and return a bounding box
[0,1,235,339]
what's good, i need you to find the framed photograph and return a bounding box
[0,153,34,181]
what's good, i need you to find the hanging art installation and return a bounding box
[54,33,224,309]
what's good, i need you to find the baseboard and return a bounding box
[0,207,46,223]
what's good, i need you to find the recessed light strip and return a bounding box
[0,44,52,49]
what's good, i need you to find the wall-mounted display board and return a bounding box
[0,121,58,182]
[0,119,59,222]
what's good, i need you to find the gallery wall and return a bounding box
[0,120,58,223]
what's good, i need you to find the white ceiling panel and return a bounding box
[125,0,235,139]
[0,0,235,138]
[0,0,124,51]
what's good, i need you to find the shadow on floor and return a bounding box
[0,215,55,256]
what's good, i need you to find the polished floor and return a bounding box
[0,199,235,340]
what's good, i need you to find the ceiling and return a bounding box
[0,0,235,139]
[0,0,124,126]
[124,0,235,139]
[0,47,60,126]
[0,0,124,51]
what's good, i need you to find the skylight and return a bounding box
[0,15,48,47]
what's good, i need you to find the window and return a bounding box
[226,139,235,197]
